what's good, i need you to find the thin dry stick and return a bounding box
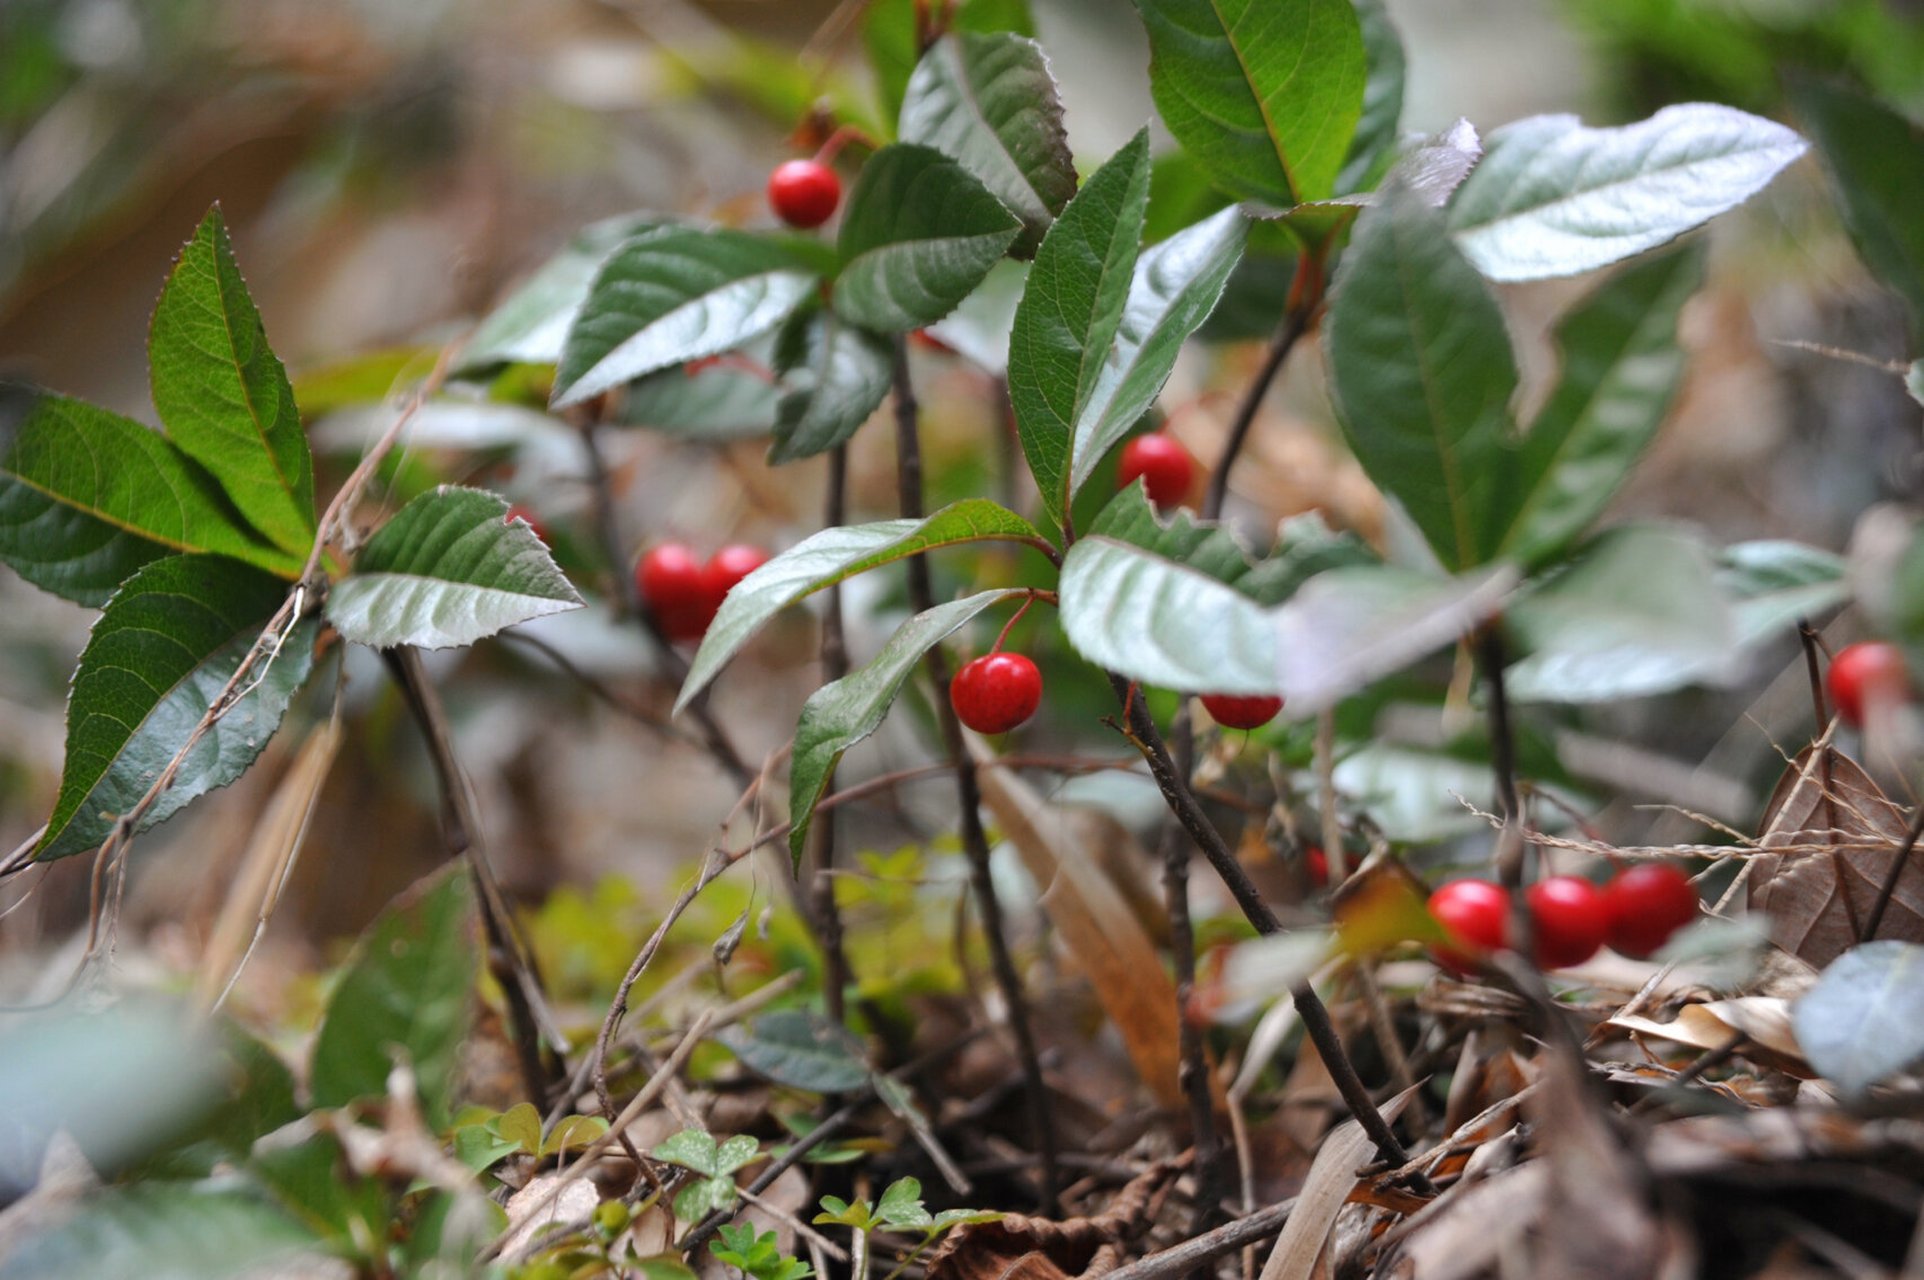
[892,338,1058,1212]
[1864,803,1924,940]
[1103,1198,1299,1280]
[1475,627,1526,890]
[1200,297,1315,521]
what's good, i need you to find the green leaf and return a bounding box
[250,1133,390,1245]
[769,309,894,463]
[1068,206,1245,498]
[675,1176,741,1223]
[1504,525,1736,703]
[926,258,1027,375]
[1009,130,1152,526]
[929,1208,1005,1234]
[1494,243,1704,567]
[675,499,1044,713]
[324,486,583,649]
[309,869,477,1128]
[1790,81,1924,335]
[1133,0,1366,206]
[832,143,1022,332]
[1718,540,1849,648]
[1334,0,1406,196]
[876,1178,931,1230]
[0,390,300,605]
[620,348,783,441]
[0,1186,317,1280]
[789,590,1018,864]
[899,33,1075,257]
[148,207,315,555]
[715,1134,762,1174]
[542,1114,609,1158]
[654,1130,723,1176]
[453,1124,523,1174]
[1446,104,1806,282]
[1087,483,1292,599]
[554,227,818,408]
[461,213,665,369]
[1273,563,1517,712]
[719,1009,871,1093]
[488,1101,543,1154]
[863,0,1036,126]
[1793,941,1924,1100]
[1326,184,1517,570]
[814,1195,878,1232]
[36,555,314,861]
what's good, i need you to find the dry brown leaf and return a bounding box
[499,1172,600,1262]
[924,1158,1181,1280]
[1750,745,1924,965]
[1607,997,1809,1076]
[1527,1045,1662,1280]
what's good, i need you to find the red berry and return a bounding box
[1525,875,1608,970]
[950,653,1042,734]
[1427,879,1510,976]
[702,544,770,610]
[1827,641,1909,727]
[1117,434,1195,507]
[637,543,713,642]
[767,159,841,228]
[1602,863,1698,959]
[504,504,549,544]
[1200,693,1283,730]
[1304,845,1329,889]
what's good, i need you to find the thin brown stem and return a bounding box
[1475,627,1525,890]
[816,444,855,1027]
[893,337,1059,1212]
[1102,1198,1298,1280]
[1201,278,1317,521]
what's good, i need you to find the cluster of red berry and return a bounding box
[636,542,771,642]
[1426,862,1697,975]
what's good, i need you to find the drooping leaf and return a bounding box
[675,500,1044,713]
[1504,525,1736,703]
[1326,183,1517,570]
[1273,563,1517,712]
[1493,243,1704,567]
[832,143,1022,333]
[720,1010,871,1093]
[148,207,315,555]
[789,590,1017,864]
[553,228,818,408]
[37,555,315,862]
[1334,0,1407,195]
[1068,206,1246,498]
[0,390,299,605]
[1133,0,1366,206]
[1717,540,1850,648]
[1009,130,1152,526]
[309,869,477,1128]
[1789,81,1924,335]
[324,486,582,650]
[1794,941,1924,1100]
[899,33,1075,256]
[769,308,894,463]
[0,1186,318,1280]
[1446,104,1806,281]
[461,213,665,369]
[864,0,1037,127]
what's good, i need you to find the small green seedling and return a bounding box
[653,1129,764,1221]
[711,1222,815,1280]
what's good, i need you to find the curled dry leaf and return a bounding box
[1607,997,1810,1077]
[925,1158,1183,1280]
[1749,744,1924,966]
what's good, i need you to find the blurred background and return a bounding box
[2,0,1923,1014]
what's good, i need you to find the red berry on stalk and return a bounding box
[951,653,1042,734]
[1427,879,1510,976]
[1304,845,1329,889]
[702,544,770,608]
[637,543,713,642]
[1827,641,1909,727]
[1200,693,1283,730]
[1602,863,1698,959]
[1525,875,1608,970]
[1117,433,1195,507]
[767,159,841,228]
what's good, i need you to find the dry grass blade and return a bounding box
[1257,1089,1414,1280]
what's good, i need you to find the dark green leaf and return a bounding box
[769,309,894,463]
[864,0,1036,126]
[620,347,783,441]
[37,555,314,861]
[832,143,1022,332]
[309,869,477,1128]
[1446,104,1806,281]
[899,33,1075,256]
[1326,184,1517,570]
[554,228,817,408]
[1790,81,1924,335]
[1718,540,1850,648]
[0,1186,318,1280]
[462,214,665,370]
[250,1133,390,1245]
[675,499,1044,713]
[1273,563,1516,711]
[1009,130,1152,526]
[1504,525,1736,703]
[324,486,582,649]
[1068,207,1245,497]
[1240,512,1381,604]
[1334,0,1406,195]
[789,590,1017,864]
[1086,483,1281,596]
[1134,0,1365,206]
[1793,941,1924,1100]
[720,1010,871,1093]
[148,207,315,555]
[1494,243,1704,567]
[0,390,300,605]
